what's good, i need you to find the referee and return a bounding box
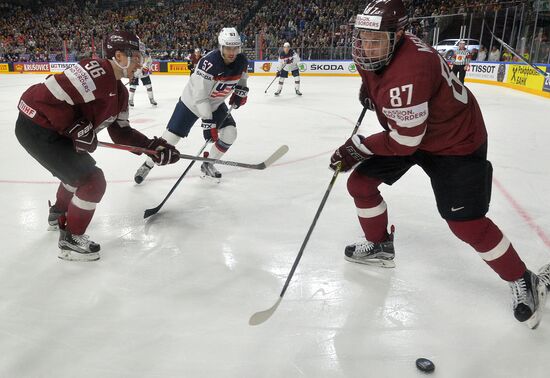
[450,40,471,84]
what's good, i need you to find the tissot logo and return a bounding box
[470,65,496,74]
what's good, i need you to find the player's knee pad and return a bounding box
[347,170,383,201]
[74,167,106,204]
[447,217,502,249]
[161,129,181,146]
[219,125,237,145]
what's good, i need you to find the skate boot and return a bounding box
[344,231,395,268]
[295,89,303,96]
[134,161,154,184]
[129,99,134,107]
[150,98,158,106]
[538,263,550,291]
[201,162,222,183]
[48,200,64,231]
[274,89,281,96]
[58,227,100,262]
[509,270,547,329]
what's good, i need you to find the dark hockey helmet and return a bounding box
[104,31,145,61]
[352,0,409,71]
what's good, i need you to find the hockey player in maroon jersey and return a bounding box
[329,0,550,328]
[15,31,180,262]
[187,48,203,75]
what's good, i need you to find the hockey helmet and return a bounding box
[352,0,409,71]
[104,31,145,60]
[283,42,291,48]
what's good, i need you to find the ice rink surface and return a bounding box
[1,73,550,377]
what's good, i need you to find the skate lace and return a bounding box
[509,278,528,307]
[72,234,91,246]
[355,241,375,254]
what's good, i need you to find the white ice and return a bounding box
[1,73,550,378]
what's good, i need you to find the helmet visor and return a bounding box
[352,29,395,71]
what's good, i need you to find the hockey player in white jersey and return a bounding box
[134,27,249,183]
[274,42,302,96]
[129,52,158,106]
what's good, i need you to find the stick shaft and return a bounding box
[278,107,368,298]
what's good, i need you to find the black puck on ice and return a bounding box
[415,358,435,373]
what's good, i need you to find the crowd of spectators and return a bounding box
[0,0,259,62]
[1,0,544,63]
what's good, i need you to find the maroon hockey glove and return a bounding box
[146,137,180,165]
[329,135,371,172]
[201,120,218,142]
[359,85,375,111]
[65,119,97,153]
[229,85,249,109]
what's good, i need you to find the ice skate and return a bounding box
[509,270,547,329]
[538,263,550,291]
[201,162,221,183]
[58,227,100,262]
[134,161,154,184]
[129,99,134,107]
[295,89,303,96]
[274,89,281,96]
[48,200,63,231]
[150,98,157,106]
[344,232,395,268]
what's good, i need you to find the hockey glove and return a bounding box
[201,120,218,142]
[359,85,375,111]
[229,85,249,109]
[276,70,281,77]
[65,119,97,153]
[146,137,180,165]
[329,135,371,172]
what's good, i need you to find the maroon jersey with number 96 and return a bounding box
[358,33,487,156]
[17,58,149,147]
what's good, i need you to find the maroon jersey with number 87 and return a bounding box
[358,33,487,157]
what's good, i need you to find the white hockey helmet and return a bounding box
[283,42,290,48]
[218,27,241,50]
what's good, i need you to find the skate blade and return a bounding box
[58,249,100,262]
[344,256,396,268]
[526,283,547,329]
[200,173,221,184]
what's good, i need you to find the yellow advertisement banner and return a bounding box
[0,63,9,72]
[506,64,546,90]
[167,62,190,74]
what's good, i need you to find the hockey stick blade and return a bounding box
[249,297,282,326]
[178,145,289,170]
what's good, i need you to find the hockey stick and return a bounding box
[143,140,209,219]
[249,107,368,326]
[264,64,285,93]
[97,142,289,170]
[143,107,235,219]
[483,22,549,78]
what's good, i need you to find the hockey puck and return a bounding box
[415,358,435,373]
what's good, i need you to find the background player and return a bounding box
[129,50,158,106]
[15,31,180,262]
[275,42,302,96]
[134,27,249,184]
[187,47,203,75]
[329,0,550,328]
[450,40,471,84]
